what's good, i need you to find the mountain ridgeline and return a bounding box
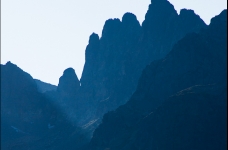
[1,62,89,150]
[53,0,207,129]
[1,0,227,150]
[87,9,227,150]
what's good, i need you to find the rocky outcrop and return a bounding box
[57,68,80,97]
[87,9,227,150]
[78,0,207,128]
[44,67,84,128]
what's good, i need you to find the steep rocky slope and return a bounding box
[77,0,207,126]
[87,9,227,150]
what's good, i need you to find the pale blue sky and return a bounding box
[2,0,227,85]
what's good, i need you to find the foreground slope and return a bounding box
[125,84,227,150]
[87,9,227,150]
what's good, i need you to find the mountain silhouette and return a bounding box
[57,67,80,96]
[1,0,226,149]
[86,9,227,150]
[44,68,86,128]
[1,62,88,150]
[72,0,207,129]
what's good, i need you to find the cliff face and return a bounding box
[87,10,227,150]
[77,0,207,126]
[79,13,142,122]
[1,62,88,150]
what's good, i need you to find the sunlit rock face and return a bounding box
[87,10,227,150]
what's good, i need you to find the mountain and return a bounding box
[34,79,57,93]
[43,0,208,139]
[2,0,225,149]
[1,62,88,150]
[75,0,207,128]
[57,67,80,96]
[44,68,85,127]
[86,9,227,150]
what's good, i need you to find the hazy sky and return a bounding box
[2,0,227,85]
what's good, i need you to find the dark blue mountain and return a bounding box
[87,9,227,150]
[1,62,88,150]
[1,0,226,149]
[74,0,207,129]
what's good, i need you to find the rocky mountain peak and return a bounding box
[179,9,204,23]
[5,61,20,70]
[63,67,77,76]
[122,12,140,26]
[142,0,178,38]
[57,67,80,95]
[178,9,207,33]
[151,0,170,4]
[1,61,37,91]
[101,18,121,38]
[210,9,227,29]
[6,61,13,65]
[89,33,99,45]
[180,8,195,15]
